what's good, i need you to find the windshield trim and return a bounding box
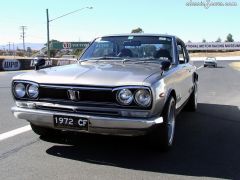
[79,35,174,62]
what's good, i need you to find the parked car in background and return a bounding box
[11,34,198,151]
[204,57,217,68]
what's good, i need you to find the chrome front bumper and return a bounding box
[11,106,163,136]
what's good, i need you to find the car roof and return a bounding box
[100,33,177,39]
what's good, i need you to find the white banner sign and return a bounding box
[186,42,240,50]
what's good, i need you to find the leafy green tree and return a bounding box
[131,27,144,33]
[72,49,83,57]
[215,37,222,42]
[44,39,60,57]
[226,33,234,42]
[27,47,32,53]
[202,39,206,43]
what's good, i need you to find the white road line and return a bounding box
[197,65,204,70]
[0,125,31,141]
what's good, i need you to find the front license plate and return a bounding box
[53,115,88,131]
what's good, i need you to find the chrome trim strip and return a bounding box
[15,101,150,113]
[112,86,151,92]
[12,80,39,86]
[40,84,113,91]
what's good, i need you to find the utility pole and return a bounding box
[46,7,93,60]
[46,9,50,60]
[8,42,11,52]
[20,26,27,52]
[13,43,15,57]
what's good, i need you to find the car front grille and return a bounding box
[38,85,116,106]
[35,84,151,110]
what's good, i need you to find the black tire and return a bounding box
[31,123,59,137]
[149,96,176,151]
[204,65,206,67]
[185,83,198,112]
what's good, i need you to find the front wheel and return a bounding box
[150,96,176,151]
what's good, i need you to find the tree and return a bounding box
[27,47,32,53]
[187,40,192,43]
[226,33,234,42]
[202,39,206,43]
[72,49,83,56]
[215,37,222,42]
[26,47,32,57]
[44,39,60,57]
[131,27,144,33]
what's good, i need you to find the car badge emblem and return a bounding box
[67,89,80,101]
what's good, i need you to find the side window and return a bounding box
[177,43,186,64]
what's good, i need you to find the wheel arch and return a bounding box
[164,89,177,107]
[193,72,198,83]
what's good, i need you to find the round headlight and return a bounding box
[27,84,39,98]
[117,89,133,105]
[135,89,152,107]
[14,83,26,98]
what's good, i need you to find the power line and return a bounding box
[20,26,27,51]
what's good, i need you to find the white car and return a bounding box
[11,34,198,151]
[204,57,217,68]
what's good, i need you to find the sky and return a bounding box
[0,0,239,48]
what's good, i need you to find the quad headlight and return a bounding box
[116,88,152,107]
[14,83,26,98]
[13,82,39,99]
[134,89,151,107]
[27,84,39,99]
[117,89,134,105]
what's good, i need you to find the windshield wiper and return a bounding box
[87,56,123,60]
[122,57,161,64]
[79,56,123,63]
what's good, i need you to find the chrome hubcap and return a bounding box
[167,102,175,145]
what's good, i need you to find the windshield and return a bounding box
[80,36,173,62]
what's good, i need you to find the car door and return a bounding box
[176,40,193,107]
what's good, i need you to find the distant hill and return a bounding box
[0,43,45,51]
[24,43,45,50]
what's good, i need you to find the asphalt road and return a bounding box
[0,61,240,180]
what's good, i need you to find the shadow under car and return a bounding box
[44,103,240,179]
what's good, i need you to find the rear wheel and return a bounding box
[150,96,176,151]
[31,123,59,137]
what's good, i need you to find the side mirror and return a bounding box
[34,58,45,70]
[161,60,171,71]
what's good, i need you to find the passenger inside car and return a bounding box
[154,49,172,61]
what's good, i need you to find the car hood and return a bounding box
[205,59,217,62]
[13,61,162,87]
